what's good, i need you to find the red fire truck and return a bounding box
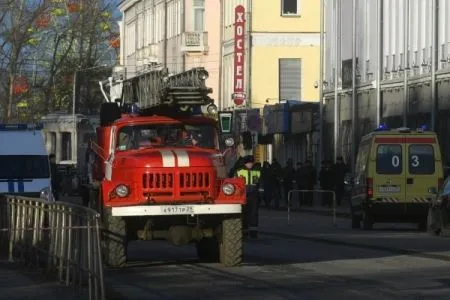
[83,67,245,268]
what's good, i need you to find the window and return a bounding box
[279,58,301,101]
[282,0,300,16]
[116,123,217,151]
[0,155,50,179]
[376,144,402,175]
[193,0,204,32]
[408,145,435,174]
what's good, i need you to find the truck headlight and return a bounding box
[115,184,129,198]
[222,183,235,196]
[40,187,54,202]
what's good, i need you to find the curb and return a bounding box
[259,231,450,262]
[260,207,352,218]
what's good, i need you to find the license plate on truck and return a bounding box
[160,205,194,215]
[378,186,400,193]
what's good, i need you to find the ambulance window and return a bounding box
[408,145,435,174]
[376,144,402,174]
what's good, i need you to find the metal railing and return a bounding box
[0,195,105,300]
[287,189,337,226]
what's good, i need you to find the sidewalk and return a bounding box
[0,261,80,300]
[261,200,351,218]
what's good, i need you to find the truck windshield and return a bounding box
[116,124,217,151]
[0,155,50,179]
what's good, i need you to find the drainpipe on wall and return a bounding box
[164,1,168,69]
[182,0,186,71]
[246,0,252,109]
[218,0,223,109]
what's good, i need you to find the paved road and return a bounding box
[105,210,450,299]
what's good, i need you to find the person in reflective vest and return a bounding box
[235,155,261,238]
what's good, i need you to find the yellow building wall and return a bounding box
[250,46,320,109]
[252,0,320,33]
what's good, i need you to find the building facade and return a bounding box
[118,0,221,101]
[220,0,321,164]
[221,0,321,110]
[324,0,450,163]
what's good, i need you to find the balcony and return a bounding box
[181,32,208,53]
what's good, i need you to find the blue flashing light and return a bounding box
[374,123,390,132]
[419,124,428,131]
[0,123,43,131]
[130,103,140,114]
[192,106,202,115]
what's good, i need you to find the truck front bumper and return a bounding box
[111,204,242,217]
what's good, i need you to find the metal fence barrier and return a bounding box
[287,189,337,226]
[0,195,105,300]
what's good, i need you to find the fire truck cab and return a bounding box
[84,67,245,268]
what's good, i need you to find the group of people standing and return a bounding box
[230,155,349,210]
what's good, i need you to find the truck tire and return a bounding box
[196,238,219,263]
[102,208,127,268]
[219,216,243,267]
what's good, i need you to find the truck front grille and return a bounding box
[179,172,210,188]
[142,172,174,189]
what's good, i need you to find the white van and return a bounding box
[0,124,53,201]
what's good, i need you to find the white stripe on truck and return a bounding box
[173,149,190,167]
[159,150,175,167]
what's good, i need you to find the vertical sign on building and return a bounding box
[233,5,245,106]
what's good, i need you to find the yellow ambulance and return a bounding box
[350,125,444,230]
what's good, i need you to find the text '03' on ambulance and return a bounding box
[350,124,443,230]
[0,124,53,202]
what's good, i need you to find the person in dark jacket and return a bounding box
[49,154,61,201]
[295,162,304,206]
[271,158,283,208]
[235,155,261,238]
[333,156,348,206]
[261,161,274,207]
[282,158,295,206]
[301,160,316,206]
[319,160,334,207]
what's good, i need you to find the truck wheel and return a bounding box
[219,215,243,267]
[102,208,127,268]
[362,211,373,230]
[196,238,219,263]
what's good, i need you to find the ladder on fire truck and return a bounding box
[99,67,215,115]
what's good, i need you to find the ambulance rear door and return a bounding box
[371,135,406,202]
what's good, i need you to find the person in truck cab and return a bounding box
[235,155,261,238]
[183,131,203,146]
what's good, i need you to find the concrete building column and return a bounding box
[55,132,62,163]
[45,132,52,154]
[71,128,77,163]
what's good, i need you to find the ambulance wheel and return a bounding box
[196,238,219,263]
[351,213,361,229]
[219,215,243,267]
[427,207,441,235]
[102,208,127,268]
[362,211,373,230]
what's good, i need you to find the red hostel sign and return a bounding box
[233,5,245,106]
